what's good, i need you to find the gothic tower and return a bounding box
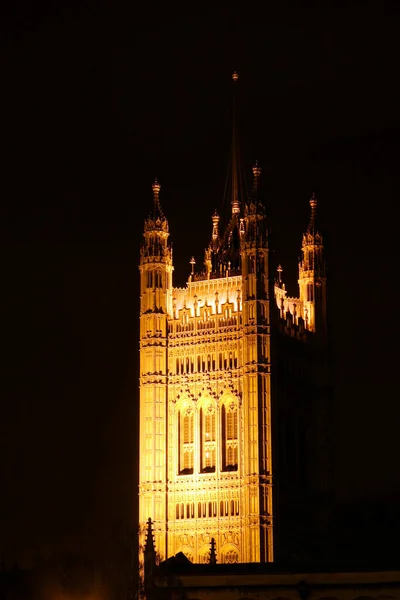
[138,73,331,567]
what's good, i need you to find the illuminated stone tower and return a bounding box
[138,73,331,567]
[139,180,173,563]
[298,192,327,337]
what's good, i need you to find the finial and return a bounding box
[150,178,165,221]
[211,210,220,246]
[252,161,261,191]
[232,71,239,83]
[144,517,156,553]
[190,256,196,275]
[309,192,318,232]
[310,192,317,210]
[152,178,161,200]
[277,264,283,284]
[209,537,217,565]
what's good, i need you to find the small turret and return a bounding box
[298,193,326,335]
[211,210,220,248]
[140,179,173,316]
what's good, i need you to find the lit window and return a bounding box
[221,402,238,471]
[200,405,216,472]
[178,408,194,474]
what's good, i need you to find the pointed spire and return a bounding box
[144,178,169,233]
[308,192,318,233]
[144,517,156,554]
[252,161,261,193]
[277,264,283,284]
[231,71,240,216]
[212,210,220,246]
[209,537,217,565]
[152,178,163,220]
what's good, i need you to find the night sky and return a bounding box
[1,1,400,566]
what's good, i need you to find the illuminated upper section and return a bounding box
[141,179,172,264]
[143,179,169,234]
[299,193,325,278]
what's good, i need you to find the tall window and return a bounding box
[221,402,238,471]
[178,408,194,474]
[200,405,216,472]
[154,270,162,288]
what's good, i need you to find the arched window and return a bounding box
[221,402,238,471]
[222,548,239,564]
[154,270,162,288]
[147,271,153,288]
[178,408,194,474]
[200,405,216,472]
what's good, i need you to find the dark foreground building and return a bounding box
[142,520,400,600]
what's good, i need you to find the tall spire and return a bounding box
[308,192,318,233]
[252,161,261,194]
[152,178,163,220]
[231,71,240,216]
[144,178,169,234]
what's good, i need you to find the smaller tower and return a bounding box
[298,193,327,336]
[240,162,274,562]
[139,180,173,570]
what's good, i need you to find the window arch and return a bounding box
[221,545,239,564]
[221,400,238,471]
[200,403,216,472]
[178,406,194,474]
[198,546,211,564]
[154,270,162,288]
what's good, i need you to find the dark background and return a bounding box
[1,1,399,566]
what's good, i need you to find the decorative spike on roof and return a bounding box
[209,537,217,565]
[231,71,240,217]
[302,192,323,249]
[144,517,156,554]
[152,178,163,218]
[308,192,318,233]
[252,160,261,192]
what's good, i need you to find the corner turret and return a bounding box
[298,193,327,336]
